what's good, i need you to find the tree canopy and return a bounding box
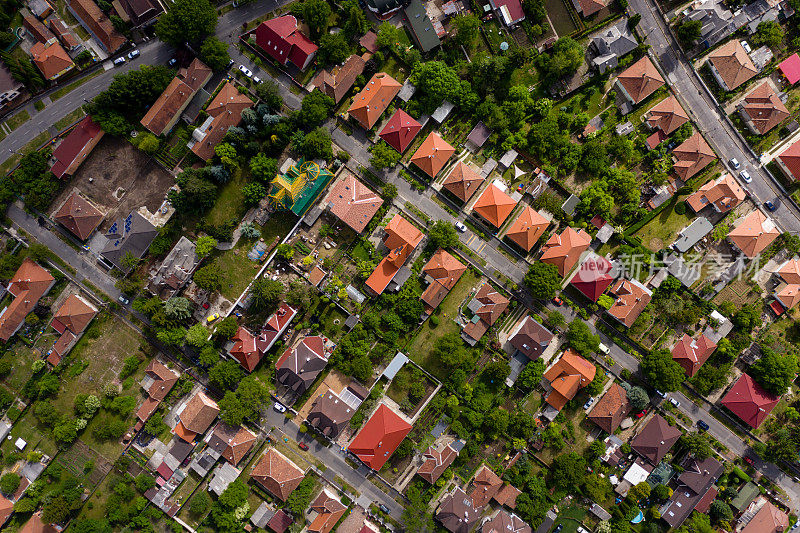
[524,262,561,300]
[641,349,685,392]
[155,0,217,46]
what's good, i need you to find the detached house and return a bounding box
[442,162,484,203]
[229,303,297,372]
[308,489,347,533]
[255,15,318,70]
[410,132,455,178]
[607,278,652,327]
[141,58,212,136]
[417,440,462,483]
[50,115,104,179]
[275,335,329,397]
[251,448,306,501]
[462,282,509,345]
[30,41,73,81]
[615,56,664,111]
[686,173,745,213]
[325,172,384,233]
[189,82,253,161]
[540,227,592,277]
[671,333,717,376]
[313,55,366,103]
[630,414,681,464]
[53,190,104,241]
[348,73,402,130]
[0,259,55,342]
[207,422,258,466]
[173,391,220,443]
[68,0,126,53]
[739,81,790,134]
[588,383,631,433]
[136,360,179,425]
[645,95,688,135]
[707,39,757,91]
[542,349,596,410]
[721,373,779,428]
[472,182,517,229]
[727,209,779,258]
[672,132,717,181]
[366,214,424,295]
[570,254,614,302]
[379,109,422,153]
[48,294,97,365]
[508,315,553,360]
[504,207,549,252]
[662,455,723,528]
[483,511,531,533]
[778,138,800,180]
[348,403,412,470]
[436,488,481,533]
[421,249,466,313]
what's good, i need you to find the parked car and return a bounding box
[729,157,740,170]
[118,295,130,305]
[238,65,253,77]
[378,504,390,514]
[744,455,754,465]
[583,397,596,410]
[552,296,563,306]
[790,519,799,530]
[739,170,752,183]
[553,526,563,533]
[298,442,309,451]
[227,58,235,68]
[273,402,286,413]
[669,397,681,408]
[741,40,752,53]
[454,221,467,232]
[765,199,780,212]
[168,58,177,67]
[635,408,649,419]
[113,57,125,66]
[253,75,261,84]
[517,183,525,192]
[127,49,140,59]
[202,302,210,309]
[697,420,710,431]
[206,312,221,324]
[598,342,610,355]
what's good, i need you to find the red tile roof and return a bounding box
[779,138,800,180]
[686,173,745,213]
[30,41,73,80]
[417,442,459,483]
[229,303,297,372]
[728,209,779,258]
[645,96,688,134]
[379,109,421,153]
[472,183,517,228]
[191,82,252,160]
[616,56,664,104]
[144,360,179,401]
[348,403,412,470]
[421,249,466,311]
[543,349,596,410]
[442,162,483,202]
[672,132,716,181]
[366,215,423,295]
[326,173,384,233]
[607,278,652,327]
[348,73,401,129]
[308,489,347,533]
[252,448,305,501]
[576,0,609,16]
[51,115,104,179]
[52,293,96,335]
[410,132,455,177]
[722,373,779,428]
[174,391,219,442]
[255,15,318,70]
[540,227,591,276]
[469,465,502,508]
[504,207,548,252]
[313,54,366,103]
[708,39,757,90]
[741,501,790,533]
[0,494,12,527]
[53,190,103,240]
[741,81,790,134]
[671,334,717,377]
[570,254,614,302]
[140,77,195,136]
[67,0,126,53]
[0,259,54,341]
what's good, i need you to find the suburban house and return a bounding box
[442,162,484,203]
[50,115,105,179]
[686,173,745,213]
[136,360,179,425]
[307,489,347,533]
[489,0,525,26]
[606,278,652,327]
[47,293,97,365]
[740,501,790,533]
[306,385,368,438]
[542,349,596,410]
[508,315,553,360]
[614,56,664,110]
[255,15,318,70]
[146,236,199,300]
[472,182,517,229]
[671,132,717,180]
[365,214,424,295]
[707,39,757,91]
[0,65,23,111]
[189,81,253,160]
[275,335,329,396]
[49,16,80,52]
[348,403,412,470]
[229,303,297,372]
[0,259,55,342]
[504,206,549,252]
[347,73,402,129]
[141,58,213,136]
[325,172,384,233]
[644,95,688,135]
[739,81,790,134]
[173,391,220,443]
[116,0,163,26]
[590,18,637,73]
[468,465,520,509]
[630,414,681,464]
[436,487,481,533]
[772,281,799,312]
[662,455,723,528]
[727,209,779,257]
[671,333,717,376]
[53,190,104,241]
[778,257,800,283]
[206,422,257,466]
[777,138,800,180]
[540,226,592,277]
[251,448,306,501]
[409,132,455,178]
[379,109,422,153]
[573,0,609,17]
[588,383,631,433]
[721,373,780,428]
[22,10,56,43]
[482,511,531,533]
[312,54,366,103]
[404,0,441,52]
[363,0,407,19]
[67,0,126,53]
[30,41,73,80]
[462,282,510,345]
[417,440,462,483]
[420,248,466,314]
[570,254,614,302]
[100,211,159,272]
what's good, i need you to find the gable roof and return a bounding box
[671,334,717,376]
[18,512,57,533]
[51,115,104,179]
[0,494,12,527]
[175,391,219,441]
[728,209,779,257]
[778,258,800,284]
[630,414,681,464]
[366,215,424,295]
[779,138,800,180]
[588,383,631,433]
[645,95,689,134]
[483,511,531,533]
[208,423,258,466]
[53,190,103,240]
[741,81,790,134]
[275,335,329,395]
[672,132,717,180]
[140,77,195,136]
[255,15,317,69]
[191,82,252,160]
[309,489,347,533]
[722,373,780,428]
[410,132,455,178]
[473,183,517,228]
[348,403,412,470]
[570,254,614,301]
[543,349,596,410]
[230,326,261,373]
[505,207,549,252]
[442,162,484,202]
[67,0,126,53]
[470,465,503,508]
[52,294,96,334]
[577,0,609,16]
[144,360,179,401]
[348,73,401,129]
[313,54,366,103]
[708,39,757,90]
[326,173,384,233]
[509,316,553,360]
[379,109,422,153]
[30,41,73,80]
[436,488,481,533]
[252,448,305,501]
[686,173,745,213]
[741,501,790,533]
[616,56,664,104]
[540,227,592,276]
[0,259,54,341]
[607,278,653,327]
[417,441,460,484]
[100,211,158,271]
[471,282,510,327]
[421,249,467,311]
[663,455,723,528]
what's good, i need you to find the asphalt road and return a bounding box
[628,0,800,233]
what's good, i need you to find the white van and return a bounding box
[598,342,610,355]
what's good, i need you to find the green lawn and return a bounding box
[215,240,265,301]
[5,109,30,131]
[206,170,248,228]
[1,407,58,457]
[552,504,589,533]
[50,70,104,101]
[54,106,87,131]
[632,197,694,252]
[2,334,57,393]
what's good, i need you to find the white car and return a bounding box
[253,75,261,84]
[273,402,286,413]
[238,65,253,78]
[729,157,740,170]
[455,221,467,232]
[113,57,125,66]
[740,170,752,183]
[598,342,610,355]
[127,49,140,59]
[583,397,596,410]
[669,397,681,408]
[741,40,752,53]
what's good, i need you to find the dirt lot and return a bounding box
[51,136,174,231]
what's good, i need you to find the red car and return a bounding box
[552,297,563,306]
[298,442,309,451]
[635,409,649,419]
[744,456,754,465]
[202,302,210,309]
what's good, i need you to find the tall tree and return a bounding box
[155,0,217,46]
[295,0,331,38]
[199,36,231,71]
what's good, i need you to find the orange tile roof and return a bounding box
[0,494,12,527]
[0,259,54,341]
[616,56,664,104]
[68,0,126,53]
[409,132,455,177]
[421,249,466,311]
[540,227,592,276]
[326,172,384,233]
[348,73,401,129]
[672,132,717,180]
[469,465,502,508]
[671,333,717,377]
[365,215,423,295]
[221,426,257,465]
[308,489,347,533]
[543,349,596,410]
[741,501,789,533]
[728,209,779,257]
[777,284,800,310]
[30,41,73,80]
[472,183,517,228]
[144,360,179,401]
[645,95,688,135]
[348,403,412,470]
[741,81,790,134]
[588,383,631,433]
[53,190,103,240]
[708,39,757,90]
[472,282,509,326]
[52,294,97,334]
[505,207,549,252]
[191,82,253,160]
[607,278,652,327]
[140,77,195,135]
[174,391,219,442]
[442,161,483,202]
[778,258,800,284]
[686,173,745,213]
[252,448,306,501]
[180,58,213,91]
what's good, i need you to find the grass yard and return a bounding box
[632,198,694,252]
[4,109,30,131]
[552,504,589,533]
[214,240,265,301]
[405,269,480,380]
[1,407,58,457]
[713,276,762,307]
[545,0,579,36]
[206,170,248,228]
[54,106,87,131]
[2,333,60,393]
[261,213,298,243]
[50,70,104,101]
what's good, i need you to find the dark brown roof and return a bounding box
[417,441,459,484]
[630,414,682,465]
[208,422,258,465]
[509,316,553,360]
[482,511,531,533]
[144,360,179,401]
[436,488,481,533]
[306,389,356,439]
[275,336,328,395]
[67,0,126,53]
[313,54,366,103]
[252,448,305,501]
[587,383,631,433]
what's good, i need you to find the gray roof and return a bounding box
[749,45,773,71]
[432,100,455,123]
[466,122,491,149]
[404,0,441,53]
[148,236,199,297]
[499,149,518,168]
[664,254,702,287]
[591,19,638,73]
[561,194,579,215]
[397,79,417,102]
[673,217,713,253]
[208,461,241,496]
[382,352,409,380]
[101,211,158,271]
[251,502,275,528]
[365,0,407,16]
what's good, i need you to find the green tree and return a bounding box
[120,251,140,272]
[185,323,209,348]
[137,133,160,154]
[155,0,217,46]
[549,452,586,492]
[537,37,583,80]
[156,327,187,346]
[284,477,315,515]
[709,500,733,523]
[641,349,685,391]
[164,297,192,320]
[209,360,245,391]
[242,183,266,207]
[652,484,671,501]
[517,360,546,390]
[452,14,480,49]
[675,19,702,46]
[214,316,238,339]
[135,473,156,493]
[193,261,221,291]
[755,20,784,48]
[297,90,334,128]
[628,481,651,502]
[249,277,284,312]
[428,220,458,249]
[195,235,218,257]
[524,262,561,299]
[219,391,246,426]
[297,127,333,160]
[566,320,600,356]
[189,491,211,516]
[295,0,331,38]
[750,348,797,395]
[199,36,231,71]
[679,432,712,460]
[250,152,279,182]
[376,22,400,48]
[342,0,368,38]
[410,61,475,113]
[627,387,649,411]
[0,473,20,495]
[369,141,402,169]
[256,80,283,110]
[317,32,350,66]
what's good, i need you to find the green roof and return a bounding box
[403,0,440,53]
[731,482,760,512]
[269,160,335,216]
